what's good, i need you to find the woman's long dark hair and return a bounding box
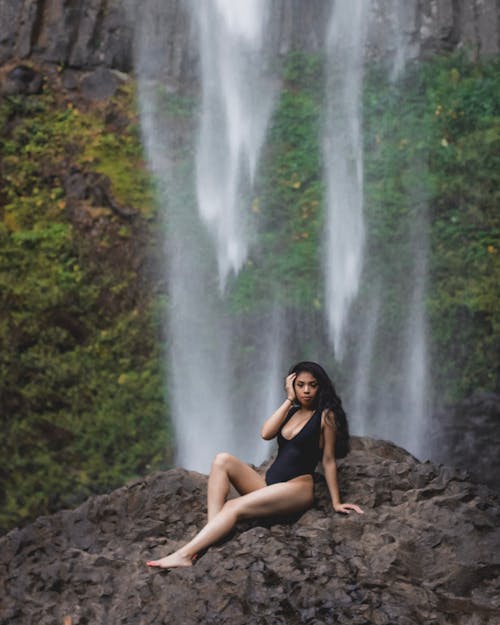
[288,361,350,459]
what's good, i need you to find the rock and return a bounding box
[1,437,499,625]
[80,67,120,101]
[0,63,42,95]
[63,168,138,221]
[0,1,498,78]
[429,392,500,494]
[0,0,133,70]
[61,68,80,91]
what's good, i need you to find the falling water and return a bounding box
[399,178,430,454]
[342,1,431,457]
[351,186,430,456]
[134,0,432,469]
[318,0,430,456]
[193,0,277,288]
[323,0,368,359]
[350,293,381,436]
[387,0,417,82]
[134,0,279,472]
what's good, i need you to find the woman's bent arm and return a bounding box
[261,373,296,440]
[322,455,342,509]
[321,419,341,508]
[261,398,293,439]
[322,413,364,515]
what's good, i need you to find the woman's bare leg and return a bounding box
[147,476,314,569]
[207,453,266,520]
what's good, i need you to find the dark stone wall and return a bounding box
[0,0,497,77]
[0,0,134,70]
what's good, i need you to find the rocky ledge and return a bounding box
[1,437,499,625]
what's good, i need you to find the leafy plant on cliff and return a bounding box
[225,50,499,399]
[362,54,499,401]
[0,80,169,533]
[425,56,500,397]
[229,52,325,315]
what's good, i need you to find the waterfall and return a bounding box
[340,2,431,458]
[323,0,368,359]
[321,0,430,457]
[399,176,430,454]
[388,0,417,82]
[350,293,381,436]
[133,0,432,469]
[134,0,279,472]
[193,0,277,289]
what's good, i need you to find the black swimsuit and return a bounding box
[265,407,323,485]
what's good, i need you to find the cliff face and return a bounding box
[1,438,499,625]
[0,0,134,70]
[0,0,498,80]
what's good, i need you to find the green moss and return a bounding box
[228,53,325,314]
[0,80,169,533]
[362,53,500,401]
[223,51,499,401]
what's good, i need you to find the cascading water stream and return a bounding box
[340,3,431,458]
[194,0,277,289]
[133,0,432,470]
[323,0,368,359]
[399,178,430,453]
[134,0,279,472]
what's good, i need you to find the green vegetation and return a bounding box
[362,54,500,399]
[0,80,169,533]
[231,51,499,401]
[426,57,499,397]
[229,52,325,314]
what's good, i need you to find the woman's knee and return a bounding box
[221,498,241,522]
[212,452,234,471]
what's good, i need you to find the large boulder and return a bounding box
[1,437,499,625]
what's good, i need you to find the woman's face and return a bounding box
[294,371,319,407]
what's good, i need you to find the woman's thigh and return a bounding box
[229,477,314,520]
[215,452,267,495]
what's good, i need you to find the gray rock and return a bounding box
[63,167,138,220]
[1,437,499,625]
[0,1,498,79]
[429,392,500,494]
[80,67,119,100]
[0,63,42,95]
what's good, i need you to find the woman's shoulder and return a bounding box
[320,408,336,428]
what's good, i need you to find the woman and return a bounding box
[147,361,363,569]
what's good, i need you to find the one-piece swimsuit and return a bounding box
[265,406,322,486]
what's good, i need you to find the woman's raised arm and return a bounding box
[261,373,296,440]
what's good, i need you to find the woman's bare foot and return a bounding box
[146,550,194,569]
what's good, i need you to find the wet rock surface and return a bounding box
[1,437,499,625]
[0,1,497,78]
[429,392,500,495]
[0,0,134,70]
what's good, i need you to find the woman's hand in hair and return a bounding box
[284,373,297,403]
